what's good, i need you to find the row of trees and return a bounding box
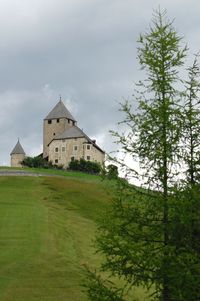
[84,10,200,301]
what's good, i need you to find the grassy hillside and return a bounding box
[0,175,110,301]
[0,174,147,301]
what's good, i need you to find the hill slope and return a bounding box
[0,175,112,301]
[0,174,147,301]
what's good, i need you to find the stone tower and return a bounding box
[43,98,77,159]
[10,139,26,167]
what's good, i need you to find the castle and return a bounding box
[10,98,105,168]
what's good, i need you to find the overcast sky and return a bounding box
[0,0,200,165]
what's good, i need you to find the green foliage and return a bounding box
[22,156,52,168]
[170,185,200,301]
[177,55,200,300]
[106,164,119,179]
[183,54,200,184]
[84,8,200,301]
[83,268,125,301]
[68,158,101,174]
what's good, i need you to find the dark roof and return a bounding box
[54,126,85,139]
[49,126,105,153]
[44,100,76,121]
[10,140,26,155]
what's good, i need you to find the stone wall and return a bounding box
[11,154,25,167]
[43,118,75,158]
[48,137,105,168]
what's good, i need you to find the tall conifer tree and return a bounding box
[83,10,199,301]
[174,55,200,300]
[183,54,200,184]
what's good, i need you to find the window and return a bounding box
[87,156,90,161]
[53,133,56,136]
[62,147,65,152]
[48,120,52,124]
[68,119,70,124]
[55,147,59,152]
[55,159,58,164]
[73,145,78,151]
[57,119,59,123]
[71,156,75,161]
[87,144,91,150]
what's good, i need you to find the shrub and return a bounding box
[106,164,119,179]
[22,156,50,168]
[68,158,101,174]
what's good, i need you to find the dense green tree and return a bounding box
[106,164,119,179]
[183,54,200,184]
[83,10,197,301]
[171,55,200,301]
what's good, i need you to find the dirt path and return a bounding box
[0,169,55,177]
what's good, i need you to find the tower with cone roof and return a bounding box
[10,139,26,167]
[43,97,77,159]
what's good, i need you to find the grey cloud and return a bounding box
[1,0,200,164]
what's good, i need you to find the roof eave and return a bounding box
[44,117,77,122]
[48,136,85,146]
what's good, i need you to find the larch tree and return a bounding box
[172,55,200,301]
[183,54,200,184]
[83,10,200,301]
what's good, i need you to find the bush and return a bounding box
[68,158,101,174]
[22,156,51,168]
[106,164,119,179]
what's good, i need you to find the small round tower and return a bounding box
[10,139,26,167]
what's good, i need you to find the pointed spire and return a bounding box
[10,139,26,155]
[44,99,76,121]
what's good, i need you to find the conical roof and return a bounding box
[44,99,76,121]
[10,140,26,155]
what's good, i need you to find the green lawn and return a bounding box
[0,175,147,301]
[0,175,111,301]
